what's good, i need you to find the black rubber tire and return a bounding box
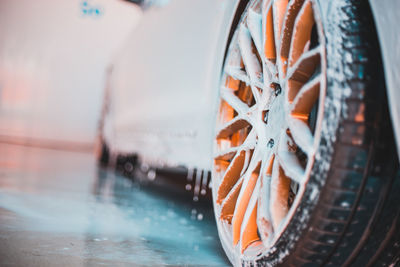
[235,0,400,266]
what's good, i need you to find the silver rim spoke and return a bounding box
[257,171,273,246]
[288,116,314,156]
[269,159,290,231]
[225,66,252,85]
[238,25,263,102]
[277,150,305,184]
[247,8,263,58]
[220,87,251,116]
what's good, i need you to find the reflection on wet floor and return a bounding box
[0,143,229,266]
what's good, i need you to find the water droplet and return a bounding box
[200,189,206,195]
[197,213,203,221]
[191,209,197,215]
[185,184,192,191]
[193,196,199,202]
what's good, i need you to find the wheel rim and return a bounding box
[213,0,326,260]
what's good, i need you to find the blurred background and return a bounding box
[0,1,228,266]
[0,0,140,149]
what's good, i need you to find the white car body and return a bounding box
[103,0,400,171]
[0,0,141,147]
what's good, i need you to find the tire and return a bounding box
[211,0,400,266]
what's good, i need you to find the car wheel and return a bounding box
[212,0,400,266]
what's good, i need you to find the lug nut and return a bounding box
[272,83,282,96]
[268,139,275,148]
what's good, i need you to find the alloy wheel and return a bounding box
[213,0,326,260]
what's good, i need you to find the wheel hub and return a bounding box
[263,88,286,149]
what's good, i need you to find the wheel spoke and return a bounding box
[247,8,263,58]
[224,75,241,91]
[257,172,273,245]
[225,66,251,85]
[269,159,291,231]
[238,24,263,101]
[221,86,250,116]
[276,131,306,183]
[287,116,314,156]
[215,129,257,160]
[224,41,243,72]
[288,0,315,68]
[276,150,305,184]
[257,151,275,244]
[263,58,278,85]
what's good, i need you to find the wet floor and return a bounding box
[0,143,230,266]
